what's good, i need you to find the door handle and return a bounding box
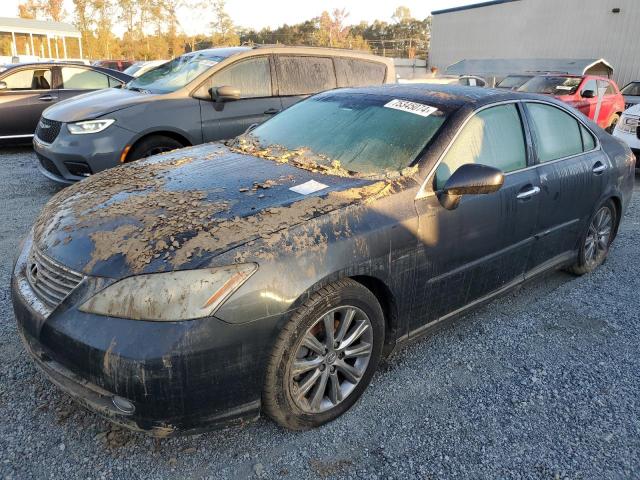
[38,95,57,101]
[592,162,606,174]
[263,108,280,115]
[516,186,541,200]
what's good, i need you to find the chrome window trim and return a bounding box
[416,98,601,200]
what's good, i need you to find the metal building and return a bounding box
[0,17,83,62]
[430,0,640,87]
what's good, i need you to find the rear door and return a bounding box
[57,66,121,102]
[199,55,281,141]
[523,101,607,272]
[411,102,541,330]
[0,66,57,139]
[275,55,338,110]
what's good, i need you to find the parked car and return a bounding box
[0,63,131,145]
[495,74,534,90]
[33,46,395,184]
[12,85,634,435]
[517,74,625,132]
[401,75,487,87]
[92,59,135,72]
[123,60,168,78]
[613,103,640,168]
[620,81,640,110]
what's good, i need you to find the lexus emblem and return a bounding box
[29,262,38,284]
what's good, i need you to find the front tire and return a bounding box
[570,199,617,275]
[263,279,384,430]
[126,135,184,162]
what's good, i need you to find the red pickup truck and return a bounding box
[518,74,625,132]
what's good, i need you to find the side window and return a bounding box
[526,103,584,162]
[209,57,271,98]
[61,67,109,89]
[334,58,386,87]
[598,80,615,95]
[108,77,123,88]
[580,125,596,151]
[434,104,527,190]
[277,56,337,96]
[581,79,598,96]
[2,68,51,90]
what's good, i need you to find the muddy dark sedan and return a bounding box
[12,85,635,435]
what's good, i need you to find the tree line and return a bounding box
[16,0,431,61]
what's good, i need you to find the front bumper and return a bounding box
[11,238,282,436]
[613,129,640,168]
[33,122,135,184]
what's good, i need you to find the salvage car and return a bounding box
[613,103,640,168]
[12,85,635,435]
[518,74,625,132]
[0,63,131,145]
[33,46,395,184]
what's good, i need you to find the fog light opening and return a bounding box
[112,395,135,414]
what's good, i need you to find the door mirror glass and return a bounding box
[440,163,504,210]
[581,89,596,99]
[0,81,6,90]
[211,85,241,102]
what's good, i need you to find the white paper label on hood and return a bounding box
[289,180,329,195]
[384,99,438,117]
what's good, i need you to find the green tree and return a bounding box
[210,0,239,46]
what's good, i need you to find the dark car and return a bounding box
[620,81,640,110]
[32,46,395,184]
[12,85,635,435]
[92,60,136,72]
[0,63,131,145]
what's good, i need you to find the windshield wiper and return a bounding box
[126,85,150,93]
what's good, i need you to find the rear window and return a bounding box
[518,76,582,96]
[276,56,337,96]
[334,58,386,87]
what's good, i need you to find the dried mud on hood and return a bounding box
[32,143,400,277]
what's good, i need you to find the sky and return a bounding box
[0,0,475,35]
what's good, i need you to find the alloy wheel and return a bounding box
[289,305,373,414]
[584,206,613,268]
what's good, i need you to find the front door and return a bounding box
[0,67,57,140]
[199,55,282,142]
[411,103,541,331]
[523,101,608,271]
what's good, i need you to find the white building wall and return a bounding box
[430,0,640,86]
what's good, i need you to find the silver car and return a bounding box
[33,46,395,184]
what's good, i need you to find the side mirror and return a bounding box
[439,163,504,210]
[581,89,596,99]
[0,81,7,91]
[211,85,241,103]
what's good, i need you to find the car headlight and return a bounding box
[616,115,639,134]
[79,264,257,321]
[67,119,115,135]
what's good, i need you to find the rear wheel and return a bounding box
[126,135,184,162]
[570,199,616,275]
[605,113,620,134]
[263,279,384,430]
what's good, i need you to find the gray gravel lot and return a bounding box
[0,147,639,479]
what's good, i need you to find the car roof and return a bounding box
[0,62,132,81]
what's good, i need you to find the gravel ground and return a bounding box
[0,147,639,480]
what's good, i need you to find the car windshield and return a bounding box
[621,82,640,96]
[518,76,582,95]
[496,75,532,89]
[126,52,224,93]
[231,92,448,177]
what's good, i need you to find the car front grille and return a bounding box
[35,118,62,144]
[26,248,84,308]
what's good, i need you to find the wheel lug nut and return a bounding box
[320,364,325,371]
[330,366,336,373]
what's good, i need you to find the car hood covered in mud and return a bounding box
[32,143,390,278]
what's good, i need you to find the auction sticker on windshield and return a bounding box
[384,99,438,117]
